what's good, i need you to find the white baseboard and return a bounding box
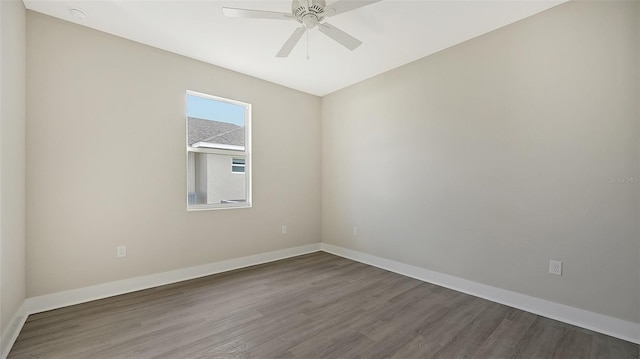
[4,241,637,359]
[321,243,640,344]
[26,243,321,315]
[3,243,320,357]
[1,301,27,359]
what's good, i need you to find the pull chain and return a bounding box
[306,30,310,60]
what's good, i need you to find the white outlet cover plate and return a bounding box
[117,245,127,258]
[549,260,562,276]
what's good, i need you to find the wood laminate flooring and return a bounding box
[8,252,639,358]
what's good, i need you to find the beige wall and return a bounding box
[26,12,321,297]
[16,0,640,330]
[321,1,640,323]
[1,0,27,337]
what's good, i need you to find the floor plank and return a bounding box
[8,252,639,359]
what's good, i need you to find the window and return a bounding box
[186,91,251,210]
[232,158,246,173]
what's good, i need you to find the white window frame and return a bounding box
[186,90,252,211]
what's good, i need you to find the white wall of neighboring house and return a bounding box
[189,153,246,205]
[202,154,245,204]
[193,152,207,203]
[206,155,245,204]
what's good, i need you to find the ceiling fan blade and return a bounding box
[276,27,306,57]
[222,7,294,20]
[324,0,382,17]
[318,22,362,50]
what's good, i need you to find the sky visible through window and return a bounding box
[187,94,245,126]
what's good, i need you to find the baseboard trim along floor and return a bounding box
[3,242,638,358]
[25,243,323,315]
[0,303,27,359]
[320,243,640,345]
[1,243,321,359]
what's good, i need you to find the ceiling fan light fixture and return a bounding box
[301,14,319,29]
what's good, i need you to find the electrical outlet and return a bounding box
[117,245,127,258]
[282,225,287,234]
[353,226,358,236]
[549,260,562,276]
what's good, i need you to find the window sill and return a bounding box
[187,203,252,211]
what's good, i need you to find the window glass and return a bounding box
[186,91,251,210]
[187,95,246,150]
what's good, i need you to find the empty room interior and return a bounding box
[1,0,639,357]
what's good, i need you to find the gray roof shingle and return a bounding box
[188,117,245,147]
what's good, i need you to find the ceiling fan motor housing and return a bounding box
[293,0,326,28]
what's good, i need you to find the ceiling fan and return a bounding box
[222,0,381,57]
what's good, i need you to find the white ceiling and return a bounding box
[23,0,566,96]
